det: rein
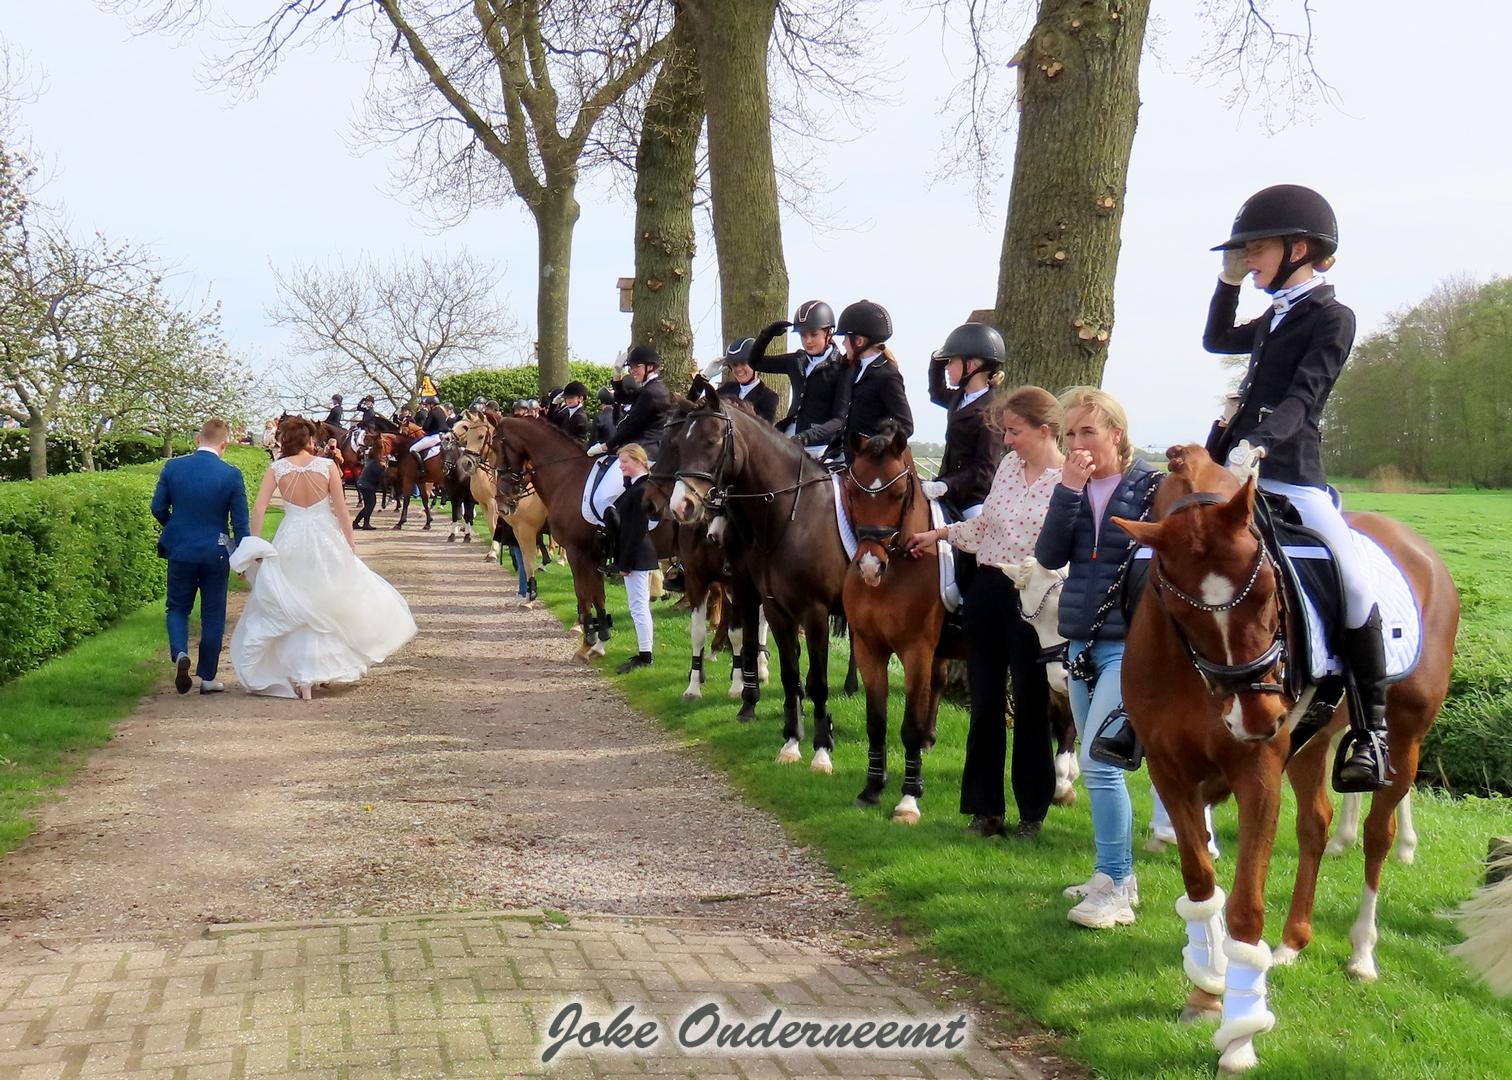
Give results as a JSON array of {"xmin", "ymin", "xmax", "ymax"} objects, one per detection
[{"xmin": 657, "ymin": 408, "xmax": 829, "ymax": 523}]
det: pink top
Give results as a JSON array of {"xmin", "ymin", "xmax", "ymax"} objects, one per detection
[
  {"xmin": 946, "ymin": 451, "xmax": 1062, "ymax": 565},
  {"xmin": 1086, "ymin": 474, "xmax": 1121, "ymax": 543}
]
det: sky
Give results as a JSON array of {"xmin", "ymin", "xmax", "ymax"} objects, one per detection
[{"xmin": 7, "ymin": 1, "xmax": 1511, "ymax": 446}]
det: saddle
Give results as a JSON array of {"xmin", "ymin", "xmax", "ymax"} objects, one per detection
[
  {"xmin": 581, "ymin": 455, "xmax": 626, "ymax": 528},
  {"xmin": 1253, "ymin": 491, "xmax": 1422, "ymax": 757}
]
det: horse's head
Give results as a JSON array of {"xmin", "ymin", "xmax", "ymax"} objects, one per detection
[
  {"xmin": 664, "ymin": 384, "xmax": 732, "ymax": 525},
  {"xmin": 400, "ymin": 421, "xmax": 425, "ymax": 439},
  {"xmin": 843, "ymin": 422, "xmax": 915, "ymax": 587},
  {"xmin": 1114, "ymin": 462, "xmax": 1289, "ymax": 743},
  {"xmin": 455, "ymin": 415, "xmax": 494, "ymax": 458},
  {"xmin": 491, "ymin": 418, "xmax": 534, "ymax": 511}
]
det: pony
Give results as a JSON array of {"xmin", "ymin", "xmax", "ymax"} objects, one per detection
[
  {"xmin": 1001, "ymin": 556, "xmax": 1080, "ymax": 806},
  {"xmin": 1112, "ymin": 444, "xmax": 1457, "ymax": 1074}
]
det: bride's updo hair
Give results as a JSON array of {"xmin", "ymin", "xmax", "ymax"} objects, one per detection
[{"xmin": 276, "ymin": 416, "xmax": 318, "ymax": 459}]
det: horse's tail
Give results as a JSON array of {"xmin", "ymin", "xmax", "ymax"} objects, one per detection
[{"xmin": 830, "ymin": 606, "xmax": 849, "ymax": 640}]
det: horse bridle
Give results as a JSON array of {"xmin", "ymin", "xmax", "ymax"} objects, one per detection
[
  {"xmin": 656, "ymin": 408, "xmax": 828, "ymax": 522},
  {"xmin": 1150, "ymin": 491, "xmax": 1288, "ymax": 699},
  {"xmin": 841, "ymin": 462, "xmax": 915, "ymax": 556}
]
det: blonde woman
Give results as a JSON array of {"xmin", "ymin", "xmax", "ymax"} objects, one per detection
[
  {"xmin": 609, "ymin": 444, "xmax": 657, "ymax": 673},
  {"xmin": 1035, "ymin": 387, "xmax": 1160, "ymax": 929}
]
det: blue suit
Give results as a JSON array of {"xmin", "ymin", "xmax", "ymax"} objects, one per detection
[{"xmin": 151, "ymin": 449, "xmax": 252, "ymax": 681}]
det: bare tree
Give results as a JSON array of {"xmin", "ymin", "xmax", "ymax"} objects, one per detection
[{"xmin": 269, "ymin": 250, "xmax": 520, "ymax": 412}]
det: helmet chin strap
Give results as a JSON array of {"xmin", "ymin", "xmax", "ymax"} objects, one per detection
[{"xmin": 1265, "ymin": 235, "xmax": 1311, "ymax": 294}]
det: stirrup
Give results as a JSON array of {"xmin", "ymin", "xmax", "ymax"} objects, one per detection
[
  {"xmin": 1333, "ymin": 728, "xmax": 1391, "ymax": 793},
  {"xmin": 1088, "ymin": 710, "xmax": 1143, "ymax": 771}
]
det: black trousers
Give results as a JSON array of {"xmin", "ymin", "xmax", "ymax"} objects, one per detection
[
  {"xmin": 959, "ymin": 565, "xmax": 1056, "ymax": 824},
  {"xmin": 354, "ymin": 488, "xmax": 378, "ymax": 528}
]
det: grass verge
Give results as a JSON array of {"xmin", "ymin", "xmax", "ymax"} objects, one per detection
[
  {"xmin": 0, "ymin": 507, "xmax": 282, "ymax": 859},
  {"xmin": 533, "ymin": 560, "xmax": 1512, "ymax": 1080}
]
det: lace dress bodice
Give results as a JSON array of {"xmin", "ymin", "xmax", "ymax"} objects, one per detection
[{"xmin": 273, "ymin": 456, "xmax": 335, "ymax": 511}]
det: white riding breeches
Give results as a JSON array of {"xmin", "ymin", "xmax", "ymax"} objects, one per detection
[
  {"xmin": 410, "ymin": 433, "xmax": 443, "ymax": 460},
  {"xmin": 624, "ymin": 570, "xmax": 655, "ymax": 653},
  {"xmin": 1259, "ymin": 477, "xmax": 1373, "ymax": 628}
]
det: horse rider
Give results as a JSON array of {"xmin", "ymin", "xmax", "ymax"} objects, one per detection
[
  {"xmin": 597, "ymin": 345, "xmax": 670, "ymax": 461},
  {"xmin": 752, "ymin": 300, "xmax": 852, "ymax": 461},
  {"xmin": 925, "ymin": 323, "xmax": 1006, "ymax": 519},
  {"xmin": 708, "ymin": 339, "xmax": 780, "ymax": 424},
  {"xmin": 324, "ymin": 394, "xmax": 344, "ymax": 428},
  {"xmin": 592, "ymin": 385, "xmax": 618, "ymax": 447},
  {"xmin": 550, "ymin": 381, "xmax": 592, "ymax": 445},
  {"xmin": 408, "ymin": 394, "xmax": 447, "ymax": 468},
  {"xmin": 349, "ymin": 394, "xmax": 378, "ymax": 454},
  {"xmin": 1204, "ymin": 184, "xmax": 1386, "ymax": 793},
  {"xmin": 838, "ymin": 299, "xmax": 914, "ymax": 459}
]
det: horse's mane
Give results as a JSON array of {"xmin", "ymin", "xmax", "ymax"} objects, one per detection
[
  {"xmin": 854, "ymin": 419, "xmax": 913, "ymax": 464},
  {"xmin": 1155, "ymin": 443, "xmax": 1238, "ymax": 519},
  {"xmin": 500, "ymin": 415, "xmax": 584, "ymax": 456}
]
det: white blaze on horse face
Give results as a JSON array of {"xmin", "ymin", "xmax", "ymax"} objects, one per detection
[
  {"xmin": 858, "ymin": 551, "xmax": 884, "ymax": 586},
  {"xmin": 1201, "ymin": 573, "xmax": 1237, "ymax": 663},
  {"xmin": 669, "ymin": 479, "xmax": 692, "ymax": 522}
]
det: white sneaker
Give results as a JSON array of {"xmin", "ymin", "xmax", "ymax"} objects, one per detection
[
  {"xmin": 1064, "ymin": 872, "xmax": 1140, "ymax": 908},
  {"xmin": 1067, "ymin": 873, "xmax": 1137, "ymax": 929}
]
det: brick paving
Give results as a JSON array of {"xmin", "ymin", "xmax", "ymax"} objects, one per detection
[{"xmin": 0, "ymin": 911, "xmax": 1032, "ymax": 1079}]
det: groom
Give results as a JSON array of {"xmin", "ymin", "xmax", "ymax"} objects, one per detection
[{"xmin": 150, "ymin": 419, "xmax": 251, "ymax": 695}]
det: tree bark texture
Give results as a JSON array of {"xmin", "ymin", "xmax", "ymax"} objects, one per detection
[
  {"xmin": 533, "ymin": 185, "xmax": 581, "ymax": 393},
  {"xmin": 27, "ymin": 408, "xmax": 46, "ymax": 480},
  {"xmin": 994, "ymin": 0, "xmax": 1150, "ymax": 392},
  {"xmin": 631, "ymin": 12, "xmax": 703, "ymax": 391},
  {"xmin": 685, "ymin": 0, "xmax": 790, "ymax": 397}
]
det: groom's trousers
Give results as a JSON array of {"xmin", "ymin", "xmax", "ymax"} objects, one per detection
[{"xmin": 166, "ymin": 559, "xmax": 230, "ymax": 681}]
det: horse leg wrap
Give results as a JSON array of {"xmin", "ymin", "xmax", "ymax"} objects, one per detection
[
  {"xmin": 867, "ymin": 749, "xmax": 887, "ymax": 786},
  {"xmin": 583, "ymin": 617, "xmax": 598, "ymax": 647},
  {"xmin": 902, "ymin": 753, "xmax": 924, "ymax": 800},
  {"xmin": 1213, "ymin": 939, "xmax": 1276, "ymax": 1071},
  {"xmin": 690, "ymin": 655, "xmax": 703, "ymax": 674},
  {"xmin": 1175, "ymin": 888, "xmax": 1229, "ymax": 996}
]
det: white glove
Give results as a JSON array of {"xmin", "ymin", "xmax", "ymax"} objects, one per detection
[
  {"xmin": 1226, "ymin": 438, "xmax": 1265, "ymax": 481},
  {"xmin": 586, "ymin": 443, "xmax": 607, "ymax": 457},
  {"xmin": 700, "ymin": 357, "xmax": 724, "ymax": 381},
  {"xmin": 921, "ymin": 480, "xmax": 948, "ymax": 500},
  {"xmin": 612, "ymin": 349, "xmax": 628, "ymax": 377},
  {"xmin": 1219, "ymin": 248, "xmax": 1249, "ymax": 286}
]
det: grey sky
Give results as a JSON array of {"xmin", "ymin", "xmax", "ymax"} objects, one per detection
[{"xmin": 8, "ymin": 1, "xmax": 1510, "ymax": 445}]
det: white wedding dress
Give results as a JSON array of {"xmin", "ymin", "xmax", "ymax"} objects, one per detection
[{"xmin": 231, "ymin": 456, "xmax": 417, "ymax": 698}]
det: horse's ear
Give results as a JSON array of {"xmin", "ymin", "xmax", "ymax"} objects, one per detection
[
  {"xmin": 889, "ymin": 423, "xmax": 909, "ymax": 456},
  {"xmin": 1215, "ymin": 475, "xmax": 1257, "ymax": 530},
  {"xmin": 1113, "ymin": 516, "xmax": 1164, "ymax": 549}
]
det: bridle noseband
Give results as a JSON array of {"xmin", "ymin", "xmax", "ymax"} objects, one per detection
[
  {"xmin": 1151, "ymin": 491, "xmax": 1287, "ymax": 699},
  {"xmin": 842, "ymin": 462, "xmax": 914, "ymax": 556}
]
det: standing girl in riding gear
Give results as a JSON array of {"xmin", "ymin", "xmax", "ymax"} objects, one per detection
[
  {"xmin": 1204, "ymin": 184, "xmax": 1386, "ymax": 792},
  {"xmin": 1036, "ymin": 388, "xmax": 1161, "ymax": 929},
  {"xmin": 610, "ymin": 444, "xmax": 658, "ymax": 673},
  {"xmin": 837, "ymin": 300, "xmax": 913, "ymax": 459},
  {"xmin": 908, "ymin": 385, "xmax": 1064, "ymax": 841}
]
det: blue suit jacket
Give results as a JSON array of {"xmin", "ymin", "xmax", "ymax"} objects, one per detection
[{"xmin": 151, "ymin": 450, "xmax": 252, "ymax": 565}]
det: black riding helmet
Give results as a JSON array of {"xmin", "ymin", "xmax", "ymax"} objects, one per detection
[
  {"xmin": 837, "ymin": 299, "xmax": 893, "ymax": 344},
  {"xmin": 625, "ymin": 344, "xmax": 662, "ymax": 370},
  {"xmin": 792, "ymin": 300, "xmax": 835, "ymax": 332},
  {"xmin": 563, "ymin": 380, "xmax": 588, "ymax": 399},
  {"xmin": 724, "ymin": 337, "xmax": 756, "ymax": 366},
  {"xmin": 936, "ymin": 323, "xmax": 1006, "ymax": 366},
  {"xmin": 597, "ymin": 386, "xmax": 615, "ymax": 405},
  {"xmin": 1213, "ymin": 184, "xmax": 1338, "ymax": 293}
]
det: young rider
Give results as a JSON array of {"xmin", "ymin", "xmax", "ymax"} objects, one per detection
[
  {"xmin": 1204, "ymin": 184, "xmax": 1386, "ymax": 793},
  {"xmin": 925, "ymin": 323, "xmax": 1005, "ymax": 517},
  {"xmin": 751, "ymin": 300, "xmax": 852, "ymax": 461},
  {"xmin": 838, "ymin": 299, "xmax": 913, "ymax": 459},
  {"xmin": 711, "ymin": 338, "xmax": 781, "ymax": 425}
]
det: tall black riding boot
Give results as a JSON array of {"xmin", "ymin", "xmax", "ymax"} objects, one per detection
[{"xmin": 1335, "ymin": 605, "xmax": 1392, "ymax": 793}]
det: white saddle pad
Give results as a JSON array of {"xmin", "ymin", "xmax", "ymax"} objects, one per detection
[
  {"xmin": 1286, "ymin": 529, "xmax": 1422, "ymax": 683},
  {"xmin": 830, "ymin": 475, "xmax": 959, "ymax": 613},
  {"xmin": 582, "ymin": 456, "xmax": 626, "ymax": 528}
]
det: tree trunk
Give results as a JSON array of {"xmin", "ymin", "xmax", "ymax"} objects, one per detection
[
  {"xmin": 994, "ymin": 0, "xmax": 1150, "ymax": 391},
  {"xmin": 631, "ymin": 13, "xmax": 704, "ymax": 391},
  {"xmin": 27, "ymin": 409, "xmax": 46, "ymax": 480},
  {"xmin": 80, "ymin": 444, "xmax": 95, "ymax": 472},
  {"xmin": 685, "ymin": 0, "xmax": 790, "ymax": 396},
  {"xmin": 162, "ymin": 433, "xmax": 174, "ymax": 459},
  {"xmin": 533, "ymin": 183, "xmax": 581, "ymax": 394}
]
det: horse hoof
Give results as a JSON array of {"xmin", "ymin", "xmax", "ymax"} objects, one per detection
[
  {"xmin": 727, "ymin": 681, "xmax": 743, "ymax": 701},
  {"xmin": 590, "ymin": 641, "xmax": 606, "ymax": 658},
  {"xmin": 422, "ymin": 525, "xmax": 432, "ymax": 531},
  {"xmin": 1271, "ymin": 944, "xmax": 1301, "ymax": 967},
  {"xmin": 854, "ymin": 791, "xmax": 882, "ymax": 809},
  {"xmin": 1324, "ymin": 838, "xmax": 1352, "ymax": 857},
  {"xmin": 1394, "ymin": 845, "xmax": 1416, "ymax": 866},
  {"xmin": 892, "ymin": 798, "xmax": 920, "ymax": 825},
  {"xmin": 1053, "ymin": 780, "xmax": 1077, "ymax": 807},
  {"xmin": 810, "ymin": 749, "xmax": 833, "ymax": 774},
  {"xmin": 1217, "ymin": 1037, "xmax": 1260, "ymax": 1075},
  {"xmin": 775, "ymin": 739, "xmax": 801, "ymax": 764},
  {"xmin": 1179, "ymin": 1004, "xmax": 1222, "ymax": 1026},
  {"xmin": 737, "ymin": 704, "xmax": 757, "ymax": 724},
  {"xmin": 1346, "ymin": 959, "xmax": 1379, "ymax": 983},
  {"xmin": 463, "ymin": 534, "xmax": 472, "ymax": 543}
]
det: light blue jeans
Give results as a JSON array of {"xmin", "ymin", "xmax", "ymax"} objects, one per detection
[{"xmin": 1068, "ymin": 639, "xmax": 1134, "ymax": 883}]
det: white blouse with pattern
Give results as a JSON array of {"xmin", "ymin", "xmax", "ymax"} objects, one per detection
[{"xmin": 944, "ymin": 450, "xmax": 1061, "ymax": 566}]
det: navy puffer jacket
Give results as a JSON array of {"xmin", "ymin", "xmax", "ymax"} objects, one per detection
[{"xmin": 1035, "ymin": 460, "xmax": 1161, "ymax": 642}]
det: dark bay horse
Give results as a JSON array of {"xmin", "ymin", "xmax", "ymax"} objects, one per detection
[
  {"xmin": 843, "ymin": 424, "xmax": 960, "ymax": 824},
  {"xmin": 383, "ymin": 425, "xmax": 444, "ymax": 531},
  {"xmin": 1113, "ymin": 445, "xmax": 1457, "ymax": 1075},
  {"xmin": 491, "ymin": 417, "xmax": 673, "ymax": 661},
  {"xmin": 663, "ymin": 386, "xmax": 850, "ymax": 770}
]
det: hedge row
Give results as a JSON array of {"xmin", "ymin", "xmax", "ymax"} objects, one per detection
[
  {"xmin": 0, "ymin": 446, "xmax": 268, "ymax": 685},
  {"xmin": 437, "ymin": 362, "xmax": 616, "ymax": 408},
  {"xmin": 0, "ymin": 431, "xmax": 194, "ymax": 482}
]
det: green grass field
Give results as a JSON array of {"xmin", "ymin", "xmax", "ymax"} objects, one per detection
[
  {"xmin": 532, "ymin": 489, "xmax": 1512, "ymax": 1079},
  {"xmin": 0, "ymin": 507, "xmax": 282, "ymax": 859}
]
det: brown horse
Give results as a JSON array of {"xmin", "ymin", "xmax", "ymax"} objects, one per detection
[
  {"xmin": 383, "ymin": 425, "xmax": 444, "ymax": 530},
  {"xmin": 663, "ymin": 384, "xmax": 850, "ymax": 768},
  {"xmin": 492, "ymin": 417, "xmax": 672, "ymax": 660},
  {"xmin": 842, "ymin": 423, "xmax": 960, "ymax": 824},
  {"xmin": 1113, "ymin": 445, "xmax": 1458, "ymax": 1074}
]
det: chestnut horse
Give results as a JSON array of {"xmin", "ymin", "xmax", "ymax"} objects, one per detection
[
  {"xmin": 663, "ymin": 386, "xmax": 849, "ymax": 767},
  {"xmin": 383, "ymin": 425, "xmax": 444, "ymax": 530},
  {"xmin": 1113, "ymin": 445, "xmax": 1457, "ymax": 1075},
  {"xmin": 491, "ymin": 417, "xmax": 673, "ymax": 660},
  {"xmin": 839, "ymin": 424, "xmax": 958, "ymax": 824}
]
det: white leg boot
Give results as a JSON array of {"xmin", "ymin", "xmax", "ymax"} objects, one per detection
[
  {"xmin": 1175, "ymin": 887, "xmax": 1229, "ymax": 999},
  {"xmin": 1213, "ymin": 939, "xmax": 1277, "ymax": 1074}
]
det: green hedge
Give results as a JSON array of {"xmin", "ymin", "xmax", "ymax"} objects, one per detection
[
  {"xmin": 0, "ymin": 430, "xmax": 194, "ymax": 481},
  {"xmin": 0, "ymin": 446, "xmax": 267, "ymax": 685},
  {"xmin": 437, "ymin": 362, "xmax": 615, "ymax": 407}
]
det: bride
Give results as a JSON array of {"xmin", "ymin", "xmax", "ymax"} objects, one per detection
[{"xmin": 231, "ymin": 416, "xmax": 416, "ymax": 699}]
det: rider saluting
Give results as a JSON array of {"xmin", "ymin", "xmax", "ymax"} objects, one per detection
[
  {"xmin": 1204, "ymin": 184, "xmax": 1387, "ymax": 792},
  {"xmin": 599, "ymin": 345, "xmax": 670, "ymax": 461},
  {"xmin": 838, "ymin": 299, "xmax": 913, "ymax": 461},
  {"xmin": 749, "ymin": 301, "xmax": 852, "ymax": 460},
  {"xmin": 925, "ymin": 323, "xmax": 1005, "ymax": 517}
]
